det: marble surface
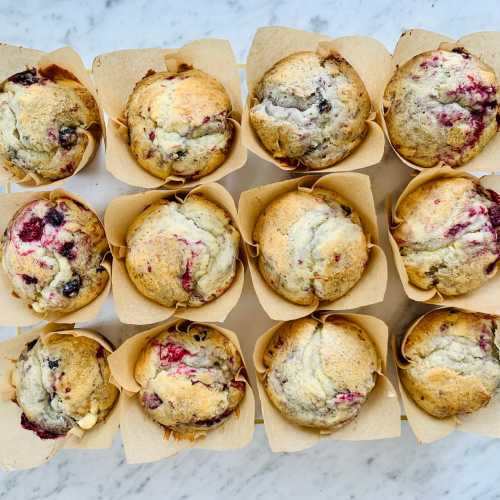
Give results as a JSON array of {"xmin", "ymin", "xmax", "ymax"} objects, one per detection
[{"xmin": 0, "ymin": 0, "xmax": 500, "ymax": 498}]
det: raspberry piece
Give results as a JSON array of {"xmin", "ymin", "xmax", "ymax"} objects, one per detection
[
  {"xmin": 20, "ymin": 413, "xmax": 64, "ymax": 440},
  {"xmin": 158, "ymin": 343, "xmax": 191, "ymax": 364},
  {"xmin": 19, "ymin": 217, "xmax": 44, "ymax": 242}
]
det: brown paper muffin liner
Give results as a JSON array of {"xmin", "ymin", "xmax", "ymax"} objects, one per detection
[
  {"xmin": 394, "ymin": 306, "xmax": 500, "ymax": 443},
  {"xmin": 379, "ymin": 28, "xmax": 500, "ymax": 173},
  {"xmin": 0, "ymin": 189, "xmax": 111, "ymax": 326},
  {"xmin": 238, "ymin": 172, "xmax": 387, "ymax": 321},
  {"xmin": 108, "ymin": 318, "xmax": 255, "ymax": 463},
  {"xmin": 388, "ymin": 165, "xmax": 500, "ymax": 314},
  {"xmin": 0, "ymin": 323, "xmax": 121, "ymax": 470},
  {"xmin": 0, "ymin": 44, "xmax": 103, "ymax": 188},
  {"xmin": 253, "ymin": 312, "xmax": 400, "ymax": 452},
  {"xmin": 104, "ymin": 182, "xmax": 245, "ymax": 325},
  {"xmin": 92, "ymin": 39, "xmax": 247, "ymax": 189},
  {"xmin": 242, "ymin": 26, "xmax": 390, "ymax": 173}
]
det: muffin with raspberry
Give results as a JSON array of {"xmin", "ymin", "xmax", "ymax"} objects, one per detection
[
  {"xmin": 384, "ymin": 48, "xmax": 499, "ymax": 167},
  {"xmin": 0, "ymin": 67, "xmax": 101, "ymax": 182},
  {"xmin": 135, "ymin": 323, "xmax": 246, "ymax": 436},
  {"xmin": 392, "ymin": 176, "xmax": 500, "ymax": 296},
  {"xmin": 125, "ymin": 194, "xmax": 240, "ymax": 308},
  {"xmin": 125, "ymin": 69, "xmax": 233, "ymax": 180},
  {"xmin": 262, "ymin": 316, "xmax": 379, "ymax": 430},
  {"xmin": 253, "ymin": 188, "xmax": 369, "ymax": 305},
  {"xmin": 13, "ymin": 332, "xmax": 118, "ymax": 439},
  {"xmin": 1, "ymin": 196, "xmax": 109, "ymax": 316},
  {"xmin": 399, "ymin": 308, "xmax": 500, "ymax": 418}
]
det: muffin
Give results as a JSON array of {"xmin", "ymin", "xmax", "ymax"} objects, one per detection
[
  {"xmin": 125, "ymin": 69, "xmax": 233, "ymax": 180},
  {"xmin": 392, "ymin": 177, "xmax": 500, "ymax": 296},
  {"xmin": 1, "ymin": 196, "xmax": 109, "ymax": 316},
  {"xmin": 262, "ymin": 317, "xmax": 378, "ymax": 430},
  {"xmin": 0, "ymin": 67, "xmax": 101, "ymax": 182},
  {"xmin": 135, "ymin": 324, "xmax": 246, "ymax": 436},
  {"xmin": 399, "ymin": 308, "xmax": 500, "ymax": 418},
  {"xmin": 384, "ymin": 48, "xmax": 499, "ymax": 167},
  {"xmin": 253, "ymin": 188, "xmax": 369, "ymax": 305},
  {"xmin": 125, "ymin": 194, "xmax": 240, "ymax": 308},
  {"xmin": 249, "ymin": 51, "xmax": 371, "ymax": 169},
  {"xmin": 13, "ymin": 333, "xmax": 118, "ymax": 439}
]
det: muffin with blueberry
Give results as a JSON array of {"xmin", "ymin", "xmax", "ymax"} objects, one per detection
[
  {"xmin": 125, "ymin": 69, "xmax": 234, "ymax": 180},
  {"xmin": 1, "ymin": 196, "xmax": 109, "ymax": 316},
  {"xmin": 262, "ymin": 316, "xmax": 378, "ymax": 430},
  {"xmin": 13, "ymin": 332, "xmax": 118, "ymax": 439},
  {"xmin": 250, "ymin": 51, "xmax": 371, "ymax": 169},
  {"xmin": 392, "ymin": 176, "xmax": 500, "ymax": 296},
  {"xmin": 0, "ymin": 67, "xmax": 101, "ymax": 182},
  {"xmin": 384, "ymin": 48, "xmax": 499, "ymax": 167},
  {"xmin": 135, "ymin": 323, "xmax": 246, "ymax": 437},
  {"xmin": 399, "ymin": 308, "xmax": 500, "ymax": 418}
]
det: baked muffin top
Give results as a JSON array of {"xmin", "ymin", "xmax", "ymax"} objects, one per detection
[
  {"xmin": 135, "ymin": 324, "xmax": 246, "ymax": 436},
  {"xmin": 0, "ymin": 68, "xmax": 100, "ymax": 182},
  {"xmin": 384, "ymin": 49, "xmax": 499, "ymax": 167},
  {"xmin": 393, "ymin": 177, "xmax": 500, "ymax": 296},
  {"xmin": 13, "ymin": 333, "xmax": 118, "ymax": 439},
  {"xmin": 262, "ymin": 316, "xmax": 378, "ymax": 430},
  {"xmin": 125, "ymin": 69, "xmax": 233, "ymax": 180},
  {"xmin": 1, "ymin": 197, "xmax": 109, "ymax": 316},
  {"xmin": 253, "ymin": 188, "xmax": 368, "ymax": 305},
  {"xmin": 250, "ymin": 51, "xmax": 371, "ymax": 169},
  {"xmin": 125, "ymin": 194, "xmax": 240, "ymax": 308},
  {"xmin": 400, "ymin": 308, "xmax": 500, "ymax": 418}
]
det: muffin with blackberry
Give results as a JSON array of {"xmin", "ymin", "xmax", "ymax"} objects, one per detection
[
  {"xmin": 0, "ymin": 67, "xmax": 101, "ymax": 182},
  {"xmin": 1, "ymin": 196, "xmax": 109, "ymax": 316}
]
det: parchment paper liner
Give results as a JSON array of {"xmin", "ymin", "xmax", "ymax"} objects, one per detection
[
  {"xmin": 104, "ymin": 183, "xmax": 244, "ymax": 325},
  {"xmin": 108, "ymin": 318, "xmax": 255, "ymax": 463},
  {"xmin": 242, "ymin": 26, "xmax": 391, "ymax": 174},
  {"xmin": 0, "ymin": 323, "xmax": 121, "ymax": 470},
  {"xmin": 394, "ymin": 306, "xmax": 500, "ymax": 443},
  {"xmin": 388, "ymin": 165, "xmax": 500, "ymax": 314},
  {"xmin": 253, "ymin": 312, "xmax": 400, "ymax": 452},
  {"xmin": 0, "ymin": 43, "xmax": 103, "ymax": 188},
  {"xmin": 238, "ymin": 172, "xmax": 387, "ymax": 321},
  {"xmin": 0, "ymin": 189, "xmax": 111, "ymax": 326},
  {"xmin": 92, "ymin": 38, "xmax": 246, "ymax": 189},
  {"xmin": 379, "ymin": 28, "xmax": 500, "ymax": 173}
]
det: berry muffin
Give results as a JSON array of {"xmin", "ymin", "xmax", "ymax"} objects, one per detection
[
  {"xmin": 125, "ymin": 69, "xmax": 233, "ymax": 180},
  {"xmin": 262, "ymin": 316, "xmax": 378, "ymax": 430},
  {"xmin": 135, "ymin": 324, "xmax": 246, "ymax": 436},
  {"xmin": 399, "ymin": 308, "xmax": 500, "ymax": 418},
  {"xmin": 253, "ymin": 188, "xmax": 369, "ymax": 305},
  {"xmin": 0, "ymin": 67, "xmax": 101, "ymax": 182},
  {"xmin": 249, "ymin": 51, "xmax": 371, "ymax": 169},
  {"xmin": 125, "ymin": 194, "xmax": 240, "ymax": 308},
  {"xmin": 392, "ymin": 177, "xmax": 500, "ymax": 296},
  {"xmin": 1, "ymin": 196, "xmax": 109, "ymax": 316},
  {"xmin": 384, "ymin": 48, "xmax": 499, "ymax": 167},
  {"xmin": 13, "ymin": 333, "xmax": 118, "ymax": 439}
]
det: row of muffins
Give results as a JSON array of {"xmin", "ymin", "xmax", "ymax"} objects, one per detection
[{"xmin": 2, "ymin": 28, "xmax": 500, "ymax": 190}]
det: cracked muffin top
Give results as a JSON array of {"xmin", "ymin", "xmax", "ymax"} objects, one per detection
[
  {"xmin": 135, "ymin": 324, "xmax": 246, "ymax": 436},
  {"xmin": 253, "ymin": 188, "xmax": 369, "ymax": 305},
  {"xmin": 1, "ymin": 197, "xmax": 109, "ymax": 317},
  {"xmin": 249, "ymin": 51, "xmax": 371, "ymax": 170},
  {"xmin": 125, "ymin": 194, "xmax": 240, "ymax": 308},
  {"xmin": 262, "ymin": 316, "xmax": 378, "ymax": 430},
  {"xmin": 384, "ymin": 49, "xmax": 499, "ymax": 167},
  {"xmin": 125, "ymin": 69, "xmax": 234, "ymax": 180},
  {"xmin": 392, "ymin": 177, "xmax": 500, "ymax": 296},
  {"xmin": 399, "ymin": 308, "xmax": 500, "ymax": 418},
  {"xmin": 0, "ymin": 68, "xmax": 101, "ymax": 182},
  {"xmin": 13, "ymin": 333, "xmax": 118, "ymax": 439}
]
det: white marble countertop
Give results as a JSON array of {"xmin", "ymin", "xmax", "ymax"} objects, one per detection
[{"xmin": 1, "ymin": 0, "xmax": 500, "ymax": 498}]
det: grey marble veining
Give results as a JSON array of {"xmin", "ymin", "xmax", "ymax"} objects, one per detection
[{"xmin": 1, "ymin": 0, "xmax": 500, "ymax": 499}]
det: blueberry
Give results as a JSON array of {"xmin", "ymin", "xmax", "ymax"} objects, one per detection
[
  {"xmin": 58, "ymin": 126, "xmax": 78, "ymax": 150},
  {"xmin": 318, "ymin": 98, "xmax": 332, "ymax": 113},
  {"xmin": 340, "ymin": 204, "xmax": 352, "ymax": 216},
  {"xmin": 58, "ymin": 241, "xmax": 75, "ymax": 259},
  {"xmin": 26, "ymin": 339, "xmax": 37, "ymax": 351},
  {"xmin": 22, "ymin": 274, "xmax": 38, "ymax": 285},
  {"xmin": 47, "ymin": 359, "xmax": 59, "ymax": 369},
  {"xmin": 8, "ymin": 68, "xmax": 39, "ymax": 86},
  {"xmin": 44, "ymin": 208, "xmax": 64, "ymax": 227},
  {"xmin": 62, "ymin": 275, "xmax": 82, "ymax": 298}
]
